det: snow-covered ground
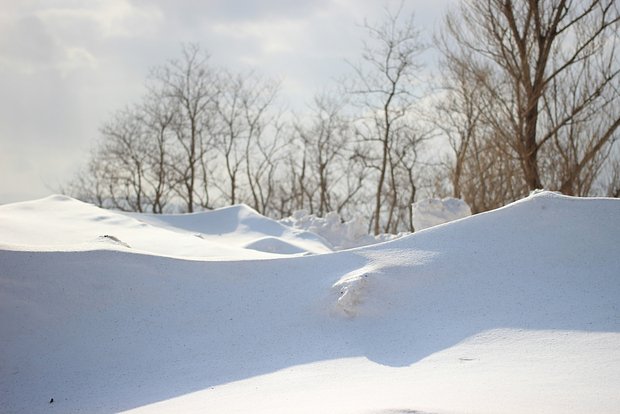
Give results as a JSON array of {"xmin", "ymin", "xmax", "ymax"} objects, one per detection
[{"xmin": 1, "ymin": 191, "xmax": 619, "ymax": 413}]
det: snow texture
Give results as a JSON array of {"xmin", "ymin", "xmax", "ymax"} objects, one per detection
[{"xmin": 1, "ymin": 191, "xmax": 619, "ymax": 414}]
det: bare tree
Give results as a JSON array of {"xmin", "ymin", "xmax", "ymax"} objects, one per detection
[
  {"xmin": 389, "ymin": 127, "xmax": 427, "ymax": 231},
  {"xmin": 139, "ymin": 94, "xmax": 175, "ymax": 213},
  {"xmin": 212, "ymin": 71, "xmax": 281, "ymax": 208},
  {"xmin": 241, "ymin": 76, "xmax": 282, "ymax": 214},
  {"xmin": 541, "ymin": 50, "xmax": 620, "ymax": 195},
  {"xmin": 349, "ymin": 3, "xmax": 426, "ymax": 234},
  {"xmin": 150, "ymin": 44, "xmax": 219, "ymax": 212},
  {"xmin": 432, "ymin": 60, "xmax": 487, "ymax": 200},
  {"xmin": 63, "ymin": 148, "xmax": 109, "ymax": 208},
  {"xmin": 280, "ymin": 141, "xmax": 311, "ymax": 215},
  {"xmin": 68, "ymin": 44, "xmax": 291, "ymax": 215},
  {"xmin": 431, "ymin": 53, "xmax": 529, "ymax": 212},
  {"xmin": 604, "ymin": 155, "xmax": 620, "ymax": 197},
  {"xmin": 96, "ymin": 107, "xmax": 152, "ymax": 212},
  {"xmin": 440, "ymin": 0, "xmax": 620, "ymax": 197},
  {"xmin": 213, "ymin": 70, "xmax": 248, "ymax": 205},
  {"xmin": 293, "ymin": 93, "xmax": 359, "ymax": 216},
  {"xmin": 247, "ymin": 118, "xmax": 287, "ymax": 215}
]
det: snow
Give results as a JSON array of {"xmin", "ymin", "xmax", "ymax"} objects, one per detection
[
  {"xmin": 412, "ymin": 196, "xmax": 472, "ymax": 231},
  {"xmin": 280, "ymin": 210, "xmax": 396, "ymax": 250},
  {"xmin": 1, "ymin": 191, "xmax": 619, "ymax": 413},
  {"xmin": 0, "ymin": 196, "xmax": 332, "ymax": 259}
]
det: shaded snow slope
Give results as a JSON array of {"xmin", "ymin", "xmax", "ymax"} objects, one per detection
[
  {"xmin": 0, "ymin": 196, "xmax": 331, "ymax": 258},
  {"xmin": 1, "ymin": 192, "xmax": 619, "ymax": 413}
]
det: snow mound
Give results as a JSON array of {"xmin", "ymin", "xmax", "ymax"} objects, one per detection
[
  {"xmin": 1, "ymin": 191, "xmax": 619, "ymax": 413},
  {"xmin": 0, "ymin": 196, "xmax": 332, "ymax": 258},
  {"xmin": 411, "ymin": 197, "xmax": 471, "ymax": 231},
  {"xmin": 141, "ymin": 204, "xmax": 287, "ymax": 236},
  {"xmin": 133, "ymin": 204, "xmax": 333, "ymax": 255}
]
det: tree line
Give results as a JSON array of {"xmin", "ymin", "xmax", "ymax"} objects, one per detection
[{"xmin": 66, "ymin": 0, "xmax": 620, "ymax": 233}]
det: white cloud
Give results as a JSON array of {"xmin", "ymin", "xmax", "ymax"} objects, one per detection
[
  {"xmin": 35, "ymin": 0, "xmax": 164, "ymax": 39},
  {"xmin": 211, "ymin": 19, "xmax": 309, "ymax": 56},
  {"xmin": 0, "ymin": 20, "xmax": 96, "ymax": 76},
  {"xmin": 0, "ymin": 0, "xmax": 163, "ymax": 77}
]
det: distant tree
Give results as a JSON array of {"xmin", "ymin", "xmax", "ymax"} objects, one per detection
[
  {"xmin": 349, "ymin": 3, "xmax": 427, "ymax": 234},
  {"xmin": 64, "ymin": 149, "xmax": 108, "ymax": 208},
  {"xmin": 292, "ymin": 93, "xmax": 365, "ymax": 217},
  {"xmin": 213, "ymin": 70, "xmax": 246, "ymax": 206},
  {"xmin": 239, "ymin": 75, "xmax": 282, "ymax": 215},
  {"xmin": 97, "ymin": 107, "xmax": 150, "ymax": 212},
  {"xmin": 149, "ymin": 43, "xmax": 220, "ymax": 212},
  {"xmin": 139, "ymin": 94, "xmax": 176, "ymax": 213},
  {"xmin": 67, "ymin": 44, "xmax": 286, "ymax": 214},
  {"xmin": 66, "ymin": 100, "xmax": 175, "ymax": 213}
]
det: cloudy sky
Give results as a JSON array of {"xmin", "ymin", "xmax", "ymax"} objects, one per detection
[{"xmin": 0, "ymin": 0, "xmax": 450, "ymax": 203}]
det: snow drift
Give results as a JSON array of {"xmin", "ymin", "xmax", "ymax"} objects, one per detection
[
  {"xmin": 1, "ymin": 191, "xmax": 619, "ymax": 414},
  {"xmin": 0, "ymin": 196, "xmax": 332, "ymax": 258}
]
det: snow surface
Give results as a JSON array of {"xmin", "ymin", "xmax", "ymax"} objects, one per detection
[
  {"xmin": 1, "ymin": 191, "xmax": 619, "ymax": 413},
  {"xmin": 412, "ymin": 196, "xmax": 472, "ymax": 231}
]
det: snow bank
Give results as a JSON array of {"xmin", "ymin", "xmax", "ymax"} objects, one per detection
[
  {"xmin": 411, "ymin": 196, "xmax": 471, "ymax": 231},
  {"xmin": 134, "ymin": 204, "xmax": 334, "ymax": 256},
  {"xmin": 1, "ymin": 191, "xmax": 619, "ymax": 414},
  {"xmin": 280, "ymin": 210, "xmax": 395, "ymax": 250},
  {"xmin": 0, "ymin": 196, "xmax": 332, "ymax": 259}
]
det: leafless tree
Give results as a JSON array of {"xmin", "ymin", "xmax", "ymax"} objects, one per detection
[
  {"xmin": 150, "ymin": 44, "xmax": 219, "ymax": 212},
  {"xmin": 440, "ymin": 0, "xmax": 620, "ymax": 197},
  {"xmin": 431, "ymin": 53, "xmax": 528, "ymax": 212},
  {"xmin": 240, "ymin": 76, "xmax": 282, "ymax": 214},
  {"xmin": 388, "ymin": 127, "xmax": 427, "ymax": 231},
  {"xmin": 97, "ymin": 107, "xmax": 152, "ymax": 212},
  {"xmin": 432, "ymin": 60, "xmax": 487, "ymax": 200},
  {"xmin": 349, "ymin": 3, "xmax": 427, "ymax": 234},
  {"xmin": 63, "ymin": 148, "xmax": 108, "ymax": 208},
  {"xmin": 68, "ymin": 44, "xmax": 290, "ymax": 215},
  {"xmin": 540, "ymin": 49, "xmax": 620, "ymax": 195},
  {"xmin": 292, "ymin": 93, "xmax": 361, "ymax": 216},
  {"xmin": 280, "ymin": 142, "xmax": 310, "ymax": 215},
  {"xmin": 139, "ymin": 94, "xmax": 175, "ymax": 213},
  {"xmin": 213, "ymin": 70, "xmax": 249, "ymax": 205},
  {"xmin": 604, "ymin": 156, "xmax": 620, "ymax": 197}
]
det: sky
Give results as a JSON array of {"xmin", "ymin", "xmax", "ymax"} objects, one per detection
[{"xmin": 0, "ymin": 0, "xmax": 451, "ymax": 204}]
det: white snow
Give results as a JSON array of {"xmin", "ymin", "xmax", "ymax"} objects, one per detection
[
  {"xmin": 1, "ymin": 191, "xmax": 619, "ymax": 414},
  {"xmin": 412, "ymin": 196, "xmax": 472, "ymax": 231},
  {"xmin": 280, "ymin": 210, "xmax": 396, "ymax": 250},
  {"xmin": 0, "ymin": 196, "xmax": 332, "ymax": 259}
]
